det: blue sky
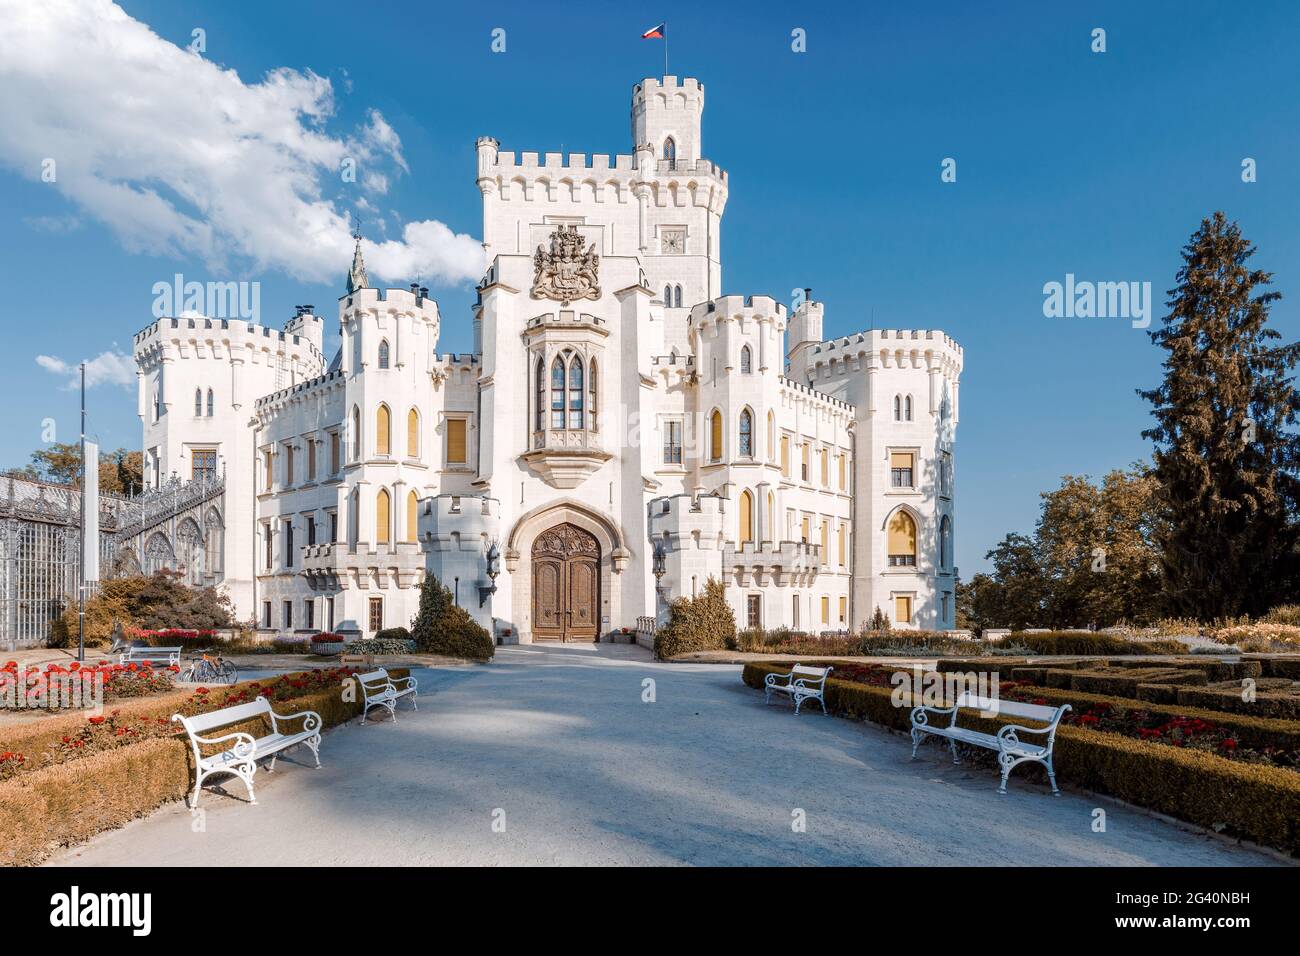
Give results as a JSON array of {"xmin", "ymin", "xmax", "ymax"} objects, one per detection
[{"xmin": 1, "ymin": 0, "xmax": 1297, "ymax": 576}]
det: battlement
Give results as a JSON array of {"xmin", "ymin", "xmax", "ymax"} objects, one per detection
[
  {"xmin": 648, "ymin": 492, "xmax": 728, "ymax": 549},
  {"xmin": 779, "ymin": 377, "xmax": 857, "ymax": 415},
  {"xmin": 490, "ymin": 150, "xmax": 638, "ymax": 174},
  {"xmin": 253, "ymin": 367, "xmax": 346, "ymax": 412},
  {"xmin": 132, "ymin": 316, "xmax": 327, "ymax": 366},
  {"xmin": 723, "ymin": 540, "xmax": 821, "ymax": 568},
  {"xmin": 688, "ymin": 294, "xmax": 787, "ymax": 328},
  {"xmin": 633, "ymin": 76, "xmax": 705, "ymax": 108},
  {"xmin": 341, "ymin": 286, "xmax": 441, "ymax": 321},
  {"xmin": 805, "ymin": 329, "xmax": 964, "ymax": 377},
  {"xmin": 418, "ymin": 494, "xmax": 501, "ymax": 551},
  {"xmin": 525, "ymin": 310, "xmax": 608, "ymax": 335}
]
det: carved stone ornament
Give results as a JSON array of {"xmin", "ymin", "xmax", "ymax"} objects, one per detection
[
  {"xmin": 531, "ymin": 225, "xmax": 600, "ymax": 303},
  {"xmin": 533, "ymin": 523, "xmax": 600, "ymax": 558}
]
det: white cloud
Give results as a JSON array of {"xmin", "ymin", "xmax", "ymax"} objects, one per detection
[
  {"xmin": 0, "ymin": 0, "xmax": 483, "ymax": 287},
  {"xmin": 24, "ymin": 214, "xmax": 82, "ymax": 233},
  {"xmin": 36, "ymin": 350, "xmax": 136, "ymax": 390}
]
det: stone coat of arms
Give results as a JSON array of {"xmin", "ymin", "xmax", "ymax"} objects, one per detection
[{"xmin": 531, "ymin": 224, "xmax": 600, "ymax": 303}]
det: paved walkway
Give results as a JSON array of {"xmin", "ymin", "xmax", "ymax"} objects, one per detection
[{"xmin": 50, "ymin": 644, "xmax": 1286, "ymax": 866}]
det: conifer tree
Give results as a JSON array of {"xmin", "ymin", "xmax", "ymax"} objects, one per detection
[{"xmin": 1138, "ymin": 212, "xmax": 1300, "ymax": 617}]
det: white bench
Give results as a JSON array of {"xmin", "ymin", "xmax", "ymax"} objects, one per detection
[
  {"xmin": 120, "ymin": 646, "xmax": 182, "ymax": 668},
  {"xmin": 764, "ymin": 664, "xmax": 833, "ymax": 715},
  {"xmin": 172, "ymin": 697, "xmax": 322, "ymax": 807},
  {"xmin": 356, "ymin": 668, "xmax": 418, "ymax": 723},
  {"xmin": 910, "ymin": 693, "xmax": 1071, "ymax": 795}
]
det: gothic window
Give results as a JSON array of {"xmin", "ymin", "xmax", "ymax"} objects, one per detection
[
  {"xmin": 550, "ymin": 358, "xmax": 565, "ymax": 429},
  {"xmin": 904, "ymin": 395, "xmax": 913, "ymax": 421},
  {"xmin": 766, "ymin": 492, "xmax": 775, "ymax": 542},
  {"xmin": 153, "ymin": 385, "xmax": 161, "ymax": 423},
  {"xmin": 567, "ymin": 355, "xmax": 584, "ymax": 430},
  {"xmin": 204, "ymin": 509, "xmax": 223, "ymax": 575},
  {"xmin": 663, "ymin": 136, "xmax": 676, "ymax": 167},
  {"xmin": 893, "ymin": 395, "xmax": 902, "ymax": 421},
  {"xmin": 589, "ymin": 359, "xmax": 598, "ymax": 431},
  {"xmin": 177, "ymin": 518, "xmax": 202, "ymax": 585},
  {"xmin": 664, "ymin": 284, "xmax": 672, "ymax": 305},
  {"xmin": 887, "ymin": 510, "xmax": 917, "ymax": 567},
  {"xmin": 535, "ymin": 357, "xmax": 546, "ymax": 431},
  {"xmin": 376, "ymin": 488, "xmax": 391, "ymax": 545},
  {"xmin": 206, "ymin": 389, "xmax": 214, "ymax": 416},
  {"xmin": 739, "ymin": 489, "xmax": 754, "ymax": 544},
  {"xmin": 767, "ymin": 412, "xmax": 775, "ymax": 459},
  {"xmin": 406, "ymin": 489, "xmax": 420, "ymax": 544},
  {"xmin": 375, "ymin": 404, "xmax": 391, "ymax": 456},
  {"xmin": 378, "ymin": 339, "xmax": 391, "ymax": 369},
  {"xmin": 739, "ymin": 409, "xmax": 753, "ymax": 458},
  {"xmin": 407, "ymin": 408, "xmax": 420, "ymax": 458},
  {"xmin": 194, "ymin": 389, "xmax": 202, "ymax": 417},
  {"xmin": 144, "ymin": 532, "xmax": 174, "ymax": 576},
  {"xmin": 352, "ymin": 406, "xmax": 362, "ymax": 461},
  {"xmin": 710, "ymin": 410, "xmax": 723, "ymax": 462},
  {"xmin": 940, "ymin": 515, "xmax": 952, "ymax": 569},
  {"xmin": 740, "ymin": 345, "xmax": 752, "ymax": 374},
  {"xmin": 673, "ymin": 285, "xmax": 683, "ymax": 308}
]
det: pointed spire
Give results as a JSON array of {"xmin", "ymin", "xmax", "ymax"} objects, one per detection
[{"xmin": 346, "ymin": 217, "xmax": 368, "ymax": 293}]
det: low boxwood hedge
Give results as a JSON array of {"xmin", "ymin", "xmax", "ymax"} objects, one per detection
[
  {"xmin": 0, "ymin": 667, "xmax": 408, "ymax": 866},
  {"xmin": 742, "ymin": 661, "xmax": 1300, "ymax": 855},
  {"xmin": 994, "ymin": 632, "xmax": 1189, "ymax": 656},
  {"xmin": 1176, "ymin": 686, "xmax": 1300, "ymax": 721}
]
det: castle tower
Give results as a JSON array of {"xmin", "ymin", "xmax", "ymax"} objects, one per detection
[{"xmin": 632, "ymin": 75, "xmax": 705, "ymax": 164}]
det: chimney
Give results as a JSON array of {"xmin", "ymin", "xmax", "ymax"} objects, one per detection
[{"xmin": 804, "ymin": 288, "xmax": 813, "ymax": 304}]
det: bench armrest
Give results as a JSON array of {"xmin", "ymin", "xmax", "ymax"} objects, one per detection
[
  {"xmin": 792, "ymin": 677, "xmax": 826, "ymax": 691},
  {"xmin": 172, "ymin": 718, "xmax": 258, "ymax": 759},
  {"xmin": 765, "ymin": 672, "xmax": 793, "ymax": 688},
  {"xmin": 390, "ymin": 674, "xmax": 417, "ymax": 691},
  {"xmin": 270, "ymin": 707, "xmax": 321, "ymax": 735},
  {"xmin": 909, "ymin": 704, "xmax": 956, "ymax": 728}
]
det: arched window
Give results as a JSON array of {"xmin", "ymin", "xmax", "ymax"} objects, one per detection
[
  {"xmin": 710, "ymin": 410, "xmax": 723, "ymax": 462},
  {"xmin": 567, "ymin": 355, "xmax": 584, "ymax": 429},
  {"xmin": 589, "ymin": 359, "xmax": 598, "ymax": 431},
  {"xmin": 348, "ymin": 488, "xmax": 359, "ymax": 546},
  {"xmin": 664, "ymin": 136, "xmax": 676, "ymax": 165},
  {"xmin": 674, "ymin": 285, "xmax": 683, "ymax": 308},
  {"xmin": 739, "ymin": 489, "xmax": 754, "ymax": 544},
  {"xmin": 407, "ymin": 408, "xmax": 420, "ymax": 458},
  {"xmin": 535, "ymin": 357, "xmax": 546, "ymax": 431},
  {"xmin": 550, "ymin": 358, "xmax": 565, "ymax": 429},
  {"xmin": 378, "ymin": 339, "xmax": 390, "ymax": 369},
  {"xmin": 664, "ymin": 284, "xmax": 673, "ymax": 305},
  {"xmin": 940, "ymin": 515, "xmax": 952, "ymax": 568},
  {"xmin": 767, "ymin": 411, "xmax": 775, "ymax": 459},
  {"xmin": 152, "ymin": 385, "xmax": 161, "ymax": 423},
  {"xmin": 893, "ymin": 395, "xmax": 902, "ymax": 421},
  {"xmin": 375, "ymin": 488, "xmax": 391, "ymax": 545},
  {"xmin": 904, "ymin": 395, "xmax": 913, "ymax": 421},
  {"xmin": 352, "ymin": 406, "xmax": 362, "ymax": 461},
  {"xmin": 406, "ymin": 489, "xmax": 420, "ymax": 544},
  {"xmin": 204, "ymin": 509, "xmax": 223, "ymax": 575},
  {"xmin": 194, "ymin": 389, "xmax": 202, "ymax": 417},
  {"xmin": 740, "ymin": 345, "xmax": 752, "ymax": 374},
  {"xmin": 206, "ymin": 388, "xmax": 214, "ymax": 416},
  {"xmin": 887, "ymin": 510, "xmax": 917, "ymax": 567},
  {"xmin": 739, "ymin": 409, "xmax": 753, "ymax": 458},
  {"xmin": 375, "ymin": 404, "xmax": 391, "ymax": 456},
  {"xmin": 766, "ymin": 492, "xmax": 775, "ymax": 542}
]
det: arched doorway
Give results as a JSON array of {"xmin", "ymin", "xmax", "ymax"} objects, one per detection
[{"xmin": 532, "ymin": 523, "xmax": 600, "ymax": 642}]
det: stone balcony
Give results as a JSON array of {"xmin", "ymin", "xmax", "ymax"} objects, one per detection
[
  {"xmin": 521, "ymin": 428, "xmax": 613, "ymax": 489},
  {"xmin": 722, "ymin": 540, "xmax": 821, "ymax": 587},
  {"xmin": 300, "ymin": 541, "xmax": 426, "ymax": 592}
]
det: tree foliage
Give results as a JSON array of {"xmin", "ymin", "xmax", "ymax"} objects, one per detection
[
  {"xmin": 49, "ymin": 571, "xmax": 235, "ymax": 647},
  {"xmin": 1137, "ymin": 211, "xmax": 1300, "ymax": 617},
  {"xmin": 18, "ymin": 442, "xmax": 143, "ymax": 496},
  {"xmin": 410, "ymin": 573, "xmax": 494, "ymax": 661}
]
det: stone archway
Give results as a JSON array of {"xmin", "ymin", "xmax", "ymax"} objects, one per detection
[
  {"xmin": 531, "ymin": 524, "xmax": 600, "ymax": 642},
  {"xmin": 505, "ymin": 499, "xmax": 629, "ymax": 644}
]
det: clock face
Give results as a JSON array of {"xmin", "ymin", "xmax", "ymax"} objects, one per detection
[{"xmin": 662, "ymin": 230, "xmax": 685, "ymax": 254}]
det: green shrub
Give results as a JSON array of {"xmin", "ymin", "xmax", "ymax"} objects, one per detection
[
  {"xmin": 374, "ymin": 627, "xmax": 411, "ymax": 643},
  {"xmin": 740, "ymin": 661, "xmax": 1300, "ymax": 855},
  {"xmin": 1256, "ymin": 657, "xmax": 1300, "ymax": 680},
  {"xmin": 1176, "ymin": 686, "xmax": 1300, "ymax": 720},
  {"xmin": 654, "ymin": 577, "xmax": 736, "ymax": 659},
  {"xmin": 347, "ymin": 637, "xmax": 413, "ymax": 655},
  {"xmin": 410, "ymin": 574, "xmax": 493, "ymax": 662},
  {"xmin": 995, "ymin": 631, "xmax": 1188, "ymax": 656},
  {"xmin": 1067, "ymin": 667, "xmax": 1206, "ymax": 697}
]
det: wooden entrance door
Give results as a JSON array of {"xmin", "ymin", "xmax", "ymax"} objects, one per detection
[{"xmin": 532, "ymin": 523, "xmax": 601, "ymax": 642}]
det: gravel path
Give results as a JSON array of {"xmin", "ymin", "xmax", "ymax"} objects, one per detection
[{"xmin": 49, "ymin": 643, "xmax": 1287, "ymax": 867}]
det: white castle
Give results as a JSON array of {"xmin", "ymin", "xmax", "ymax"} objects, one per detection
[{"xmin": 132, "ymin": 76, "xmax": 963, "ymax": 643}]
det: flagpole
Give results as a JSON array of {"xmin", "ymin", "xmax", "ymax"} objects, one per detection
[{"xmin": 665, "ymin": 22, "xmax": 669, "ymax": 75}]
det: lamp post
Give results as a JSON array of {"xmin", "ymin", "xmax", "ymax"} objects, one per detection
[
  {"xmin": 479, "ymin": 540, "xmax": 501, "ymax": 607},
  {"xmin": 652, "ymin": 540, "xmax": 667, "ymax": 621}
]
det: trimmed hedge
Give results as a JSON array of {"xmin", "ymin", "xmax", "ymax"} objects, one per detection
[
  {"xmin": 1176, "ymin": 686, "xmax": 1300, "ymax": 721},
  {"xmin": 742, "ymin": 661, "xmax": 1300, "ymax": 855},
  {"xmin": 995, "ymin": 632, "xmax": 1188, "ymax": 656},
  {"xmin": 0, "ymin": 668, "xmax": 408, "ymax": 866},
  {"xmin": 1255, "ymin": 657, "xmax": 1300, "ymax": 680},
  {"xmin": 1066, "ymin": 667, "xmax": 1207, "ymax": 698}
]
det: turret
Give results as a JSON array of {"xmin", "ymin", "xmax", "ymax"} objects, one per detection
[
  {"xmin": 286, "ymin": 305, "xmax": 324, "ymax": 354},
  {"xmin": 787, "ymin": 289, "xmax": 823, "ymax": 366},
  {"xmin": 632, "ymin": 76, "xmax": 704, "ymax": 165}
]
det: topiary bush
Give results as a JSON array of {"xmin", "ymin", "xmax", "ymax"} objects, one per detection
[
  {"xmin": 410, "ymin": 574, "xmax": 494, "ymax": 662},
  {"xmin": 374, "ymin": 626, "xmax": 411, "ymax": 643},
  {"xmin": 654, "ymin": 577, "xmax": 736, "ymax": 659}
]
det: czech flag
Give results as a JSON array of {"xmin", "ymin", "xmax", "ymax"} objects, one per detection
[{"xmin": 641, "ymin": 22, "xmax": 665, "ymax": 39}]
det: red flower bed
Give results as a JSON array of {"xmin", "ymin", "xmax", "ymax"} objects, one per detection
[
  {"xmin": 1, "ymin": 660, "xmax": 177, "ymax": 710},
  {"xmin": 310, "ymin": 633, "xmax": 344, "ymax": 645}
]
